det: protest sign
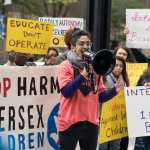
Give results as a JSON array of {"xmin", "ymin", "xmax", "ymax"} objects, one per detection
[
  {"xmin": 6, "ymin": 18, "xmax": 54, "ymax": 54},
  {"xmin": 39, "ymin": 17, "xmax": 84, "ymax": 47},
  {"xmin": 126, "ymin": 9, "xmax": 150, "ymax": 49},
  {"xmin": 127, "ymin": 63, "xmax": 148, "ymax": 86},
  {"xmin": 125, "ymin": 86, "xmax": 150, "ymax": 137},
  {"xmin": 99, "ymin": 90, "xmax": 128, "ymax": 143},
  {"xmin": 0, "ymin": 66, "xmax": 60, "ymax": 150}
]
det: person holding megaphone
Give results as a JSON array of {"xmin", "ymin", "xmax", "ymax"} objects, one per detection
[{"xmin": 57, "ymin": 29, "xmax": 124, "ymax": 150}]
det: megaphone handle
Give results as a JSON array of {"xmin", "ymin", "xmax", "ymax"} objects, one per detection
[
  {"xmin": 83, "ymin": 63, "xmax": 89, "ymax": 73},
  {"xmin": 89, "ymin": 72, "xmax": 96, "ymax": 93}
]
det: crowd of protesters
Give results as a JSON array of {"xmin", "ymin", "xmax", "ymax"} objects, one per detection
[{"xmin": 3, "ymin": 27, "xmax": 150, "ymax": 150}]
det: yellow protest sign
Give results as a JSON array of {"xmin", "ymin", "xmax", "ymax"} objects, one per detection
[
  {"xmin": 99, "ymin": 90, "xmax": 128, "ymax": 143},
  {"xmin": 6, "ymin": 18, "xmax": 54, "ymax": 54},
  {"xmin": 127, "ymin": 63, "xmax": 148, "ymax": 86}
]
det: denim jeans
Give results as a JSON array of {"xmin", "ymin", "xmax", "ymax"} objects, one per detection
[
  {"xmin": 134, "ymin": 137, "xmax": 145, "ymax": 150},
  {"xmin": 59, "ymin": 121, "xmax": 98, "ymax": 150},
  {"xmin": 144, "ymin": 136, "xmax": 150, "ymax": 150},
  {"xmin": 99, "ymin": 139, "xmax": 121, "ymax": 150},
  {"xmin": 134, "ymin": 136, "xmax": 150, "ymax": 150}
]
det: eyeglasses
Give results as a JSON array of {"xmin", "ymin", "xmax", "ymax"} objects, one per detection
[{"xmin": 76, "ymin": 41, "xmax": 92, "ymax": 48}]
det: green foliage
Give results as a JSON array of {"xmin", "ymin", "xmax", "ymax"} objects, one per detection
[
  {"xmin": 10, "ymin": 0, "xmax": 80, "ymax": 17},
  {"xmin": 11, "ymin": 0, "xmax": 45, "ymax": 16},
  {"xmin": 0, "ymin": 0, "xmax": 3, "ymax": 4},
  {"xmin": 112, "ymin": 0, "xmax": 145, "ymax": 41}
]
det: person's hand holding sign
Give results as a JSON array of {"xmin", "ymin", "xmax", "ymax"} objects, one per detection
[
  {"xmin": 144, "ymin": 82, "xmax": 150, "ymax": 86},
  {"xmin": 115, "ymin": 79, "xmax": 125, "ymax": 93}
]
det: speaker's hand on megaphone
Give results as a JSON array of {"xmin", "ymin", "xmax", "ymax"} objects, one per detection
[
  {"xmin": 81, "ymin": 66, "xmax": 89, "ymax": 80},
  {"xmin": 115, "ymin": 79, "xmax": 124, "ymax": 93}
]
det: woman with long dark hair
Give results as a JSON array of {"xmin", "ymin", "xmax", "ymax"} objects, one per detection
[{"xmin": 99, "ymin": 56, "xmax": 129, "ymax": 150}]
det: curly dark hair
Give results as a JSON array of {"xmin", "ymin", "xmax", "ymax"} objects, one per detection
[
  {"xmin": 70, "ymin": 29, "xmax": 91, "ymax": 47},
  {"xmin": 64, "ymin": 28, "xmax": 80, "ymax": 49}
]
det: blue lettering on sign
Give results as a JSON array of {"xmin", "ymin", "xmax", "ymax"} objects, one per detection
[
  {"xmin": 0, "ymin": 134, "xmax": 9, "ymax": 150},
  {"xmin": 0, "ymin": 127, "xmax": 5, "ymax": 132},
  {"xmin": 18, "ymin": 134, "xmax": 25, "ymax": 150},
  {"xmin": 37, "ymin": 132, "xmax": 44, "ymax": 148},
  {"xmin": 8, "ymin": 135, "xmax": 15, "ymax": 150},
  {"xmin": 28, "ymin": 132, "xmax": 34, "ymax": 149},
  {"xmin": 47, "ymin": 103, "xmax": 60, "ymax": 150},
  {"xmin": 0, "ymin": 132, "xmax": 45, "ymax": 149}
]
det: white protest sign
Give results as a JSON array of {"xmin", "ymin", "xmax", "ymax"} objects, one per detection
[
  {"xmin": 126, "ymin": 9, "xmax": 150, "ymax": 49},
  {"xmin": 125, "ymin": 86, "xmax": 150, "ymax": 137},
  {"xmin": 0, "ymin": 66, "xmax": 60, "ymax": 150},
  {"xmin": 39, "ymin": 17, "xmax": 85, "ymax": 47}
]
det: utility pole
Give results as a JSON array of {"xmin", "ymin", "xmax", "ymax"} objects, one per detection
[
  {"xmin": 87, "ymin": 0, "xmax": 112, "ymax": 52},
  {"xmin": 1, "ymin": 0, "xmax": 5, "ymax": 15}
]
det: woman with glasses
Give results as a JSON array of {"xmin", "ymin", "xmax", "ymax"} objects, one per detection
[{"xmin": 57, "ymin": 29, "xmax": 124, "ymax": 150}]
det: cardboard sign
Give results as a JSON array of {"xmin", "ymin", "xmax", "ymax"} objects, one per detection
[
  {"xmin": 127, "ymin": 63, "xmax": 148, "ymax": 86},
  {"xmin": 39, "ymin": 17, "xmax": 84, "ymax": 47},
  {"xmin": 126, "ymin": 9, "xmax": 150, "ymax": 49},
  {"xmin": 125, "ymin": 86, "xmax": 150, "ymax": 137},
  {"xmin": 99, "ymin": 90, "xmax": 128, "ymax": 143},
  {"xmin": 0, "ymin": 66, "xmax": 60, "ymax": 150},
  {"xmin": 6, "ymin": 18, "xmax": 54, "ymax": 54}
]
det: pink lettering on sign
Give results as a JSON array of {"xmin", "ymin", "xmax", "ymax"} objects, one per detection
[
  {"xmin": 128, "ymin": 31, "xmax": 150, "ymax": 43},
  {"xmin": 131, "ymin": 12, "xmax": 150, "ymax": 22},
  {"xmin": 128, "ymin": 32, "xmax": 137, "ymax": 41}
]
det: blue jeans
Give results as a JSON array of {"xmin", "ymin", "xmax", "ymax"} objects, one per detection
[
  {"xmin": 134, "ymin": 137, "xmax": 145, "ymax": 150},
  {"xmin": 59, "ymin": 121, "xmax": 98, "ymax": 150},
  {"xmin": 134, "ymin": 136, "xmax": 150, "ymax": 150},
  {"xmin": 99, "ymin": 139, "xmax": 121, "ymax": 150}
]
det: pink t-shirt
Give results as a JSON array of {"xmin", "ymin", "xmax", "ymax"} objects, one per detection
[{"xmin": 58, "ymin": 60, "xmax": 105, "ymax": 131}]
